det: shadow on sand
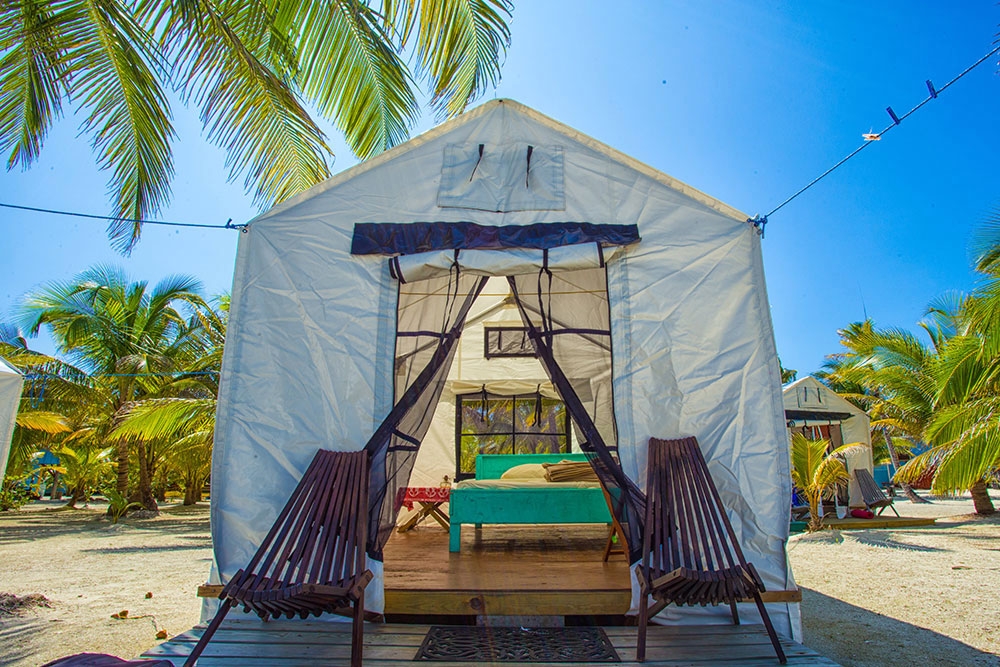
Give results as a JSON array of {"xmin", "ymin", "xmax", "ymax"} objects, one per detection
[
  {"xmin": 0, "ymin": 616, "xmax": 50, "ymax": 665},
  {"xmin": 800, "ymin": 588, "xmax": 998, "ymax": 667},
  {"xmin": 0, "ymin": 503, "xmax": 210, "ymax": 544}
]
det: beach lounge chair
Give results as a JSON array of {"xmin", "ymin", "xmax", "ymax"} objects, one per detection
[
  {"xmin": 636, "ymin": 436, "xmax": 786, "ymax": 664},
  {"xmin": 854, "ymin": 467, "xmax": 900, "ymax": 517},
  {"xmin": 184, "ymin": 449, "xmax": 372, "ymax": 667}
]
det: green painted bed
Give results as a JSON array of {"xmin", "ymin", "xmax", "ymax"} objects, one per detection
[{"xmin": 448, "ymin": 453, "xmax": 612, "ymax": 552}]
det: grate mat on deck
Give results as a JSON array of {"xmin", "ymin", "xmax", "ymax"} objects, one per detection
[{"xmin": 414, "ymin": 625, "xmax": 621, "ymax": 663}]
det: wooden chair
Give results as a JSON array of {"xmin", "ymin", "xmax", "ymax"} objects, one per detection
[
  {"xmin": 636, "ymin": 437, "xmax": 786, "ymax": 664},
  {"xmin": 601, "ymin": 485, "xmax": 629, "ymax": 562},
  {"xmin": 854, "ymin": 467, "xmax": 900, "ymax": 516},
  {"xmin": 184, "ymin": 449, "xmax": 372, "ymax": 667}
]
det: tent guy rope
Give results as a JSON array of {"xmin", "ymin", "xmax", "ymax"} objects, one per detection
[
  {"xmin": 0, "ymin": 201, "xmax": 245, "ymax": 231},
  {"xmin": 749, "ymin": 42, "xmax": 1000, "ymax": 237}
]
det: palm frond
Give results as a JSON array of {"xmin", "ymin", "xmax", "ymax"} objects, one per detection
[
  {"xmin": 0, "ymin": 0, "xmax": 73, "ymax": 168},
  {"xmin": 14, "ymin": 410, "xmax": 71, "ymax": 434},
  {"xmin": 287, "ymin": 0, "xmax": 419, "ymax": 158},
  {"xmin": 921, "ymin": 291, "xmax": 969, "ymax": 349},
  {"xmin": 159, "ymin": 0, "xmax": 332, "ymax": 207},
  {"xmin": 112, "ymin": 396, "xmax": 215, "ymax": 442},
  {"xmin": 61, "ymin": 0, "xmax": 175, "ymax": 251},
  {"xmin": 388, "ymin": 0, "xmax": 512, "ymax": 119},
  {"xmin": 931, "ymin": 427, "xmax": 1000, "ymax": 493},
  {"xmin": 789, "ymin": 433, "xmax": 827, "ymax": 490},
  {"xmin": 971, "ymin": 206, "xmax": 1000, "ymax": 276},
  {"xmin": 813, "ymin": 454, "xmax": 849, "ymax": 490}
]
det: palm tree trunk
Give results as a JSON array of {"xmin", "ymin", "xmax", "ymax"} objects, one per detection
[
  {"xmin": 115, "ymin": 439, "xmax": 129, "ymax": 496},
  {"xmin": 882, "ymin": 429, "xmax": 930, "ymax": 503},
  {"xmin": 183, "ymin": 481, "xmax": 201, "ymax": 505},
  {"xmin": 135, "ymin": 441, "xmax": 158, "ymax": 513},
  {"xmin": 808, "ymin": 491, "xmax": 823, "ymax": 531},
  {"xmin": 970, "ymin": 479, "xmax": 996, "ymax": 515},
  {"xmin": 49, "ymin": 471, "xmax": 62, "ymax": 500},
  {"xmin": 64, "ymin": 484, "xmax": 86, "ymax": 508}
]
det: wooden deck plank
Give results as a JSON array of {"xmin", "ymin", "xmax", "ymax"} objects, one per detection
[
  {"xmin": 820, "ymin": 516, "xmax": 935, "ymax": 530},
  {"xmin": 197, "ymin": 524, "xmax": 800, "ymax": 614},
  {"xmin": 142, "ymin": 619, "xmax": 837, "ymax": 666}
]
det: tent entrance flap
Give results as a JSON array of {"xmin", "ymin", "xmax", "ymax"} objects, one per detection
[
  {"xmin": 364, "ymin": 250, "xmax": 645, "ymax": 565},
  {"xmin": 363, "ymin": 272, "xmax": 487, "ymax": 561},
  {"xmin": 508, "ymin": 269, "xmax": 646, "ymax": 564}
]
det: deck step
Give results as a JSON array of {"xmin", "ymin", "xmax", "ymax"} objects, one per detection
[{"xmin": 142, "ymin": 618, "xmax": 839, "ymax": 666}]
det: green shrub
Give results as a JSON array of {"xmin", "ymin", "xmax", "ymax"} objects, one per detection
[{"xmin": 0, "ymin": 485, "xmax": 30, "ymax": 511}]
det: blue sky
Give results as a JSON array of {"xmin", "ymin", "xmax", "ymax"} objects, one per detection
[{"xmin": 2, "ymin": 1, "xmax": 999, "ymax": 377}]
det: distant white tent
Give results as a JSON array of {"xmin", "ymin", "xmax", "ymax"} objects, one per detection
[
  {"xmin": 0, "ymin": 356, "xmax": 24, "ymax": 479},
  {"xmin": 783, "ymin": 376, "xmax": 873, "ymax": 507},
  {"xmin": 210, "ymin": 99, "xmax": 798, "ymax": 637}
]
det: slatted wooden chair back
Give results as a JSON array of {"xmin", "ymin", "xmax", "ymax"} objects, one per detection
[
  {"xmin": 636, "ymin": 436, "xmax": 786, "ymax": 664},
  {"xmin": 854, "ymin": 467, "xmax": 899, "ymax": 516},
  {"xmin": 184, "ymin": 449, "xmax": 372, "ymax": 667},
  {"xmin": 641, "ymin": 436, "xmax": 756, "ymax": 596}
]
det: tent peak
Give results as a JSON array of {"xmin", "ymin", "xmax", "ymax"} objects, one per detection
[{"xmin": 251, "ymin": 99, "xmax": 747, "ymax": 226}]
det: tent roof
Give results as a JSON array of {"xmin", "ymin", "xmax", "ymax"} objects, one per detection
[
  {"xmin": 0, "ymin": 356, "xmax": 20, "ymax": 377},
  {"xmin": 251, "ymin": 98, "xmax": 748, "ymax": 227},
  {"xmin": 782, "ymin": 376, "xmax": 866, "ymax": 421}
]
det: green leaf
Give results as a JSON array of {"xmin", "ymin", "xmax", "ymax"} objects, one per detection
[
  {"xmin": 388, "ymin": 0, "xmax": 512, "ymax": 119},
  {"xmin": 157, "ymin": 0, "xmax": 333, "ymax": 207},
  {"xmin": 285, "ymin": 0, "xmax": 419, "ymax": 158},
  {"xmin": 0, "ymin": 0, "xmax": 72, "ymax": 168},
  {"xmin": 67, "ymin": 0, "xmax": 176, "ymax": 250}
]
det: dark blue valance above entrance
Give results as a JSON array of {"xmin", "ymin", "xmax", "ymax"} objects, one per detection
[{"xmin": 350, "ymin": 221, "xmax": 640, "ymax": 256}]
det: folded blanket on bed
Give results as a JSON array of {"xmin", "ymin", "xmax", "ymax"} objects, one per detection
[{"xmin": 543, "ymin": 460, "xmax": 600, "ymax": 482}]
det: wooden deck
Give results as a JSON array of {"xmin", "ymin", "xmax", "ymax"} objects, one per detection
[
  {"xmin": 383, "ymin": 523, "xmax": 632, "ymax": 617},
  {"xmin": 820, "ymin": 516, "xmax": 936, "ymax": 530},
  {"xmin": 384, "ymin": 523, "xmax": 799, "ymax": 617},
  {"xmin": 141, "ymin": 618, "xmax": 838, "ymax": 665},
  {"xmin": 198, "ymin": 524, "xmax": 800, "ymax": 617}
]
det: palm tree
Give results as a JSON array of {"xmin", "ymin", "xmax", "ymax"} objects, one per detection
[
  {"xmin": 894, "ymin": 216, "xmax": 1000, "ymax": 514},
  {"xmin": 778, "ymin": 357, "xmax": 797, "ymax": 384},
  {"xmin": 0, "ymin": 1, "xmax": 513, "ymax": 250},
  {"xmin": 18, "ymin": 265, "xmax": 210, "ymax": 511},
  {"xmin": 53, "ymin": 442, "xmax": 114, "ymax": 507},
  {"xmin": 820, "ymin": 320, "xmax": 938, "ymax": 503},
  {"xmin": 789, "ymin": 433, "xmax": 857, "ymax": 531},
  {"xmin": 114, "ymin": 397, "xmax": 217, "ymax": 505},
  {"xmin": 111, "ymin": 295, "xmax": 227, "ymax": 505}
]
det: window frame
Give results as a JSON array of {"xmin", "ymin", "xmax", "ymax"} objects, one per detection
[
  {"xmin": 483, "ymin": 326, "xmax": 537, "ymax": 359},
  {"xmin": 454, "ymin": 391, "xmax": 571, "ymax": 480}
]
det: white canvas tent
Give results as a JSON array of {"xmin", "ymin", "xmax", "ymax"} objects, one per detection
[
  {"xmin": 210, "ymin": 99, "xmax": 798, "ymax": 637},
  {"xmin": 783, "ymin": 375, "xmax": 873, "ymax": 507},
  {"xmin": 0, "ymin": 356, "xmax": 24, "ymax": 479}
]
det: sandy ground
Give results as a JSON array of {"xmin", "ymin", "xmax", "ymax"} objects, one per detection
[
  {"xmin": 0, "ymin": 501, "xmax": 212, "ymax": 666},
  {"xmin": 789, "ymin": 491, "xmax": 1000, "ymax": 667},
  {"xmin": 1, "ymin": 493, "xmax": 999, "ymax": 666}
]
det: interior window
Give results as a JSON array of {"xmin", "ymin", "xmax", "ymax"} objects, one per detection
[
  {"xmin": 484, "ymin": 326, "xmax": 536, "ymax": 359},
  {"xmin": 455, "ymin": 392, "xmax": 570, "ymax": 479}
]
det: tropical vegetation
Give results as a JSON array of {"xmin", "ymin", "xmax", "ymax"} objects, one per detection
[
  {"xmin": 818, "ymin": 217, "xmax": 1000, "ymax": 515},
  {"xmin": 0, "ymin": 0, "xmax": 513, "ymax": 250},
  {"xmin": 789, "ymin": 433, "xmax": 861, "ymax": 531},
  {"xmin": 1, "ymin": 266, "xmax": 225, "ymax": 515}
]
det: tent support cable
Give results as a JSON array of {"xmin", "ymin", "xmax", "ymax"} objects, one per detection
[{"xmin": 750, "ymin": 43, "xmax": 1000, "ymax": 236}]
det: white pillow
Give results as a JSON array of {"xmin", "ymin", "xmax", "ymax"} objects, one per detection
[{"xmin": 499, "ymin": 463, "xmax": 547, "ymax": 480}]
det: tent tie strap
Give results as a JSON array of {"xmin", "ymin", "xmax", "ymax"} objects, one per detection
[
  {"xmin": 469, "ymin": 144, "xmax": 485, "ymax": 181},
  {"xmin": 526, "ymin": 145, "xmax": 534, "ymax": 187}
]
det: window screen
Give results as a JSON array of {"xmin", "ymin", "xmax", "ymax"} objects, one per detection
[
  {"xmin": 484, "ymin": 326, "xmax": 536, "ymax": 358},
  {"xmin": 455, "ymin": 393, "xmax": 570, "ymax": 479}
]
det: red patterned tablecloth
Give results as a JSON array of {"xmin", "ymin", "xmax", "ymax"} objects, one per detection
[{"xmin": 396, "ymin": 486, "xmax": 451, "ymax": 511}]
